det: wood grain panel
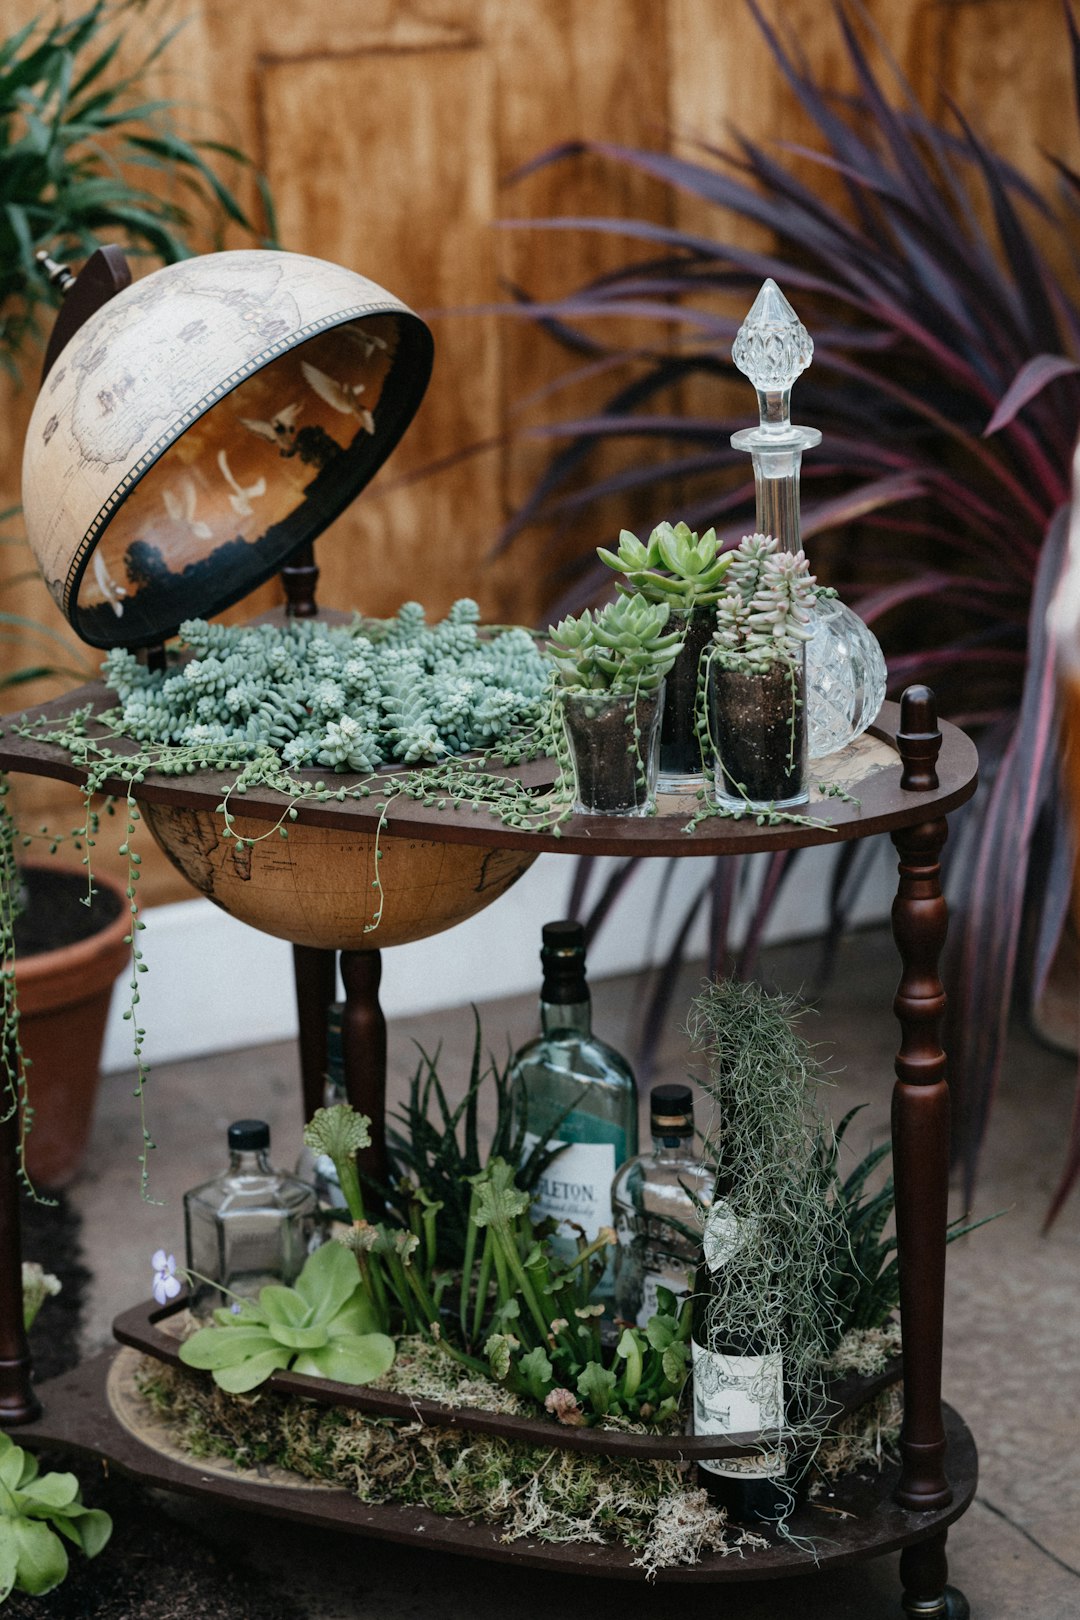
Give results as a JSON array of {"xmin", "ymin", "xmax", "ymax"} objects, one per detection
[
  {"xmin": 491, "ymin": 0, "xmax": 674, "ymax": 609},
  {"xmin": 258, "ymin": 41, "xmax": 508, "ymax": 622}
]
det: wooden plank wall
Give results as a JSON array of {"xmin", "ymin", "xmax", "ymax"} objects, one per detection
[{"xmin": 1, "ymin": 0, "xmax": 1076, "ymax": 907}]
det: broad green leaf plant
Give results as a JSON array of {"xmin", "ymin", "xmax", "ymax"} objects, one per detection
[
  {"xmin": 0, "ymin": 1433, "xmax": 111, "ymax": 1601},
  {"xmin": 177, "ymin": 1239, "xmax": 396, "ymax": 1394}
]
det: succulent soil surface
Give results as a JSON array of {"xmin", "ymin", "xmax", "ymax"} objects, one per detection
[{"xmin": 11, "ymin": 866, "xmax": 123, "ymax": 960}]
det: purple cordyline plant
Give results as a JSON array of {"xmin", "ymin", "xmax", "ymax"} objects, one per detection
[{"xmin": 496, "ymin": 0, "xmax": 1080, "ymax": 1219}]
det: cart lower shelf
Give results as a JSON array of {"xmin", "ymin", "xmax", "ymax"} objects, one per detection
[{"xmin": 18, "ymin": 1347, "xmax": 977, "ymax": 1584}]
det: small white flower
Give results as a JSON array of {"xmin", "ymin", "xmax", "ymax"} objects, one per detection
[{"xmin": 151, "ymin": 1249, "xmax": 183, "ymax": 1306}]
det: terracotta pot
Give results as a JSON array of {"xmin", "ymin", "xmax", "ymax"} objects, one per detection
[{"xmin": 10, "ymin": 865, "xmax": 132, "ymax": 1188}]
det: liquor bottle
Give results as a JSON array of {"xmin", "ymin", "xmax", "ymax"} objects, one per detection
[
  {"xmin": 612, "ymin": 1083, "xmax": 713, "ymax": 1327},
  {"xmin": 184, "ymin": 1120, "xmax": 317, "ymax": 1319},
  {"xmin": 509, "ymin": 920, "xmax": 638, "ymax": 1297},
  {"xmin": 691, "ymin": 1179, "xmax": 790, "ymax": 1523},
  {"xmin": 295, "ymin": 1002, "xmax": 350, "ymax": 1210}
]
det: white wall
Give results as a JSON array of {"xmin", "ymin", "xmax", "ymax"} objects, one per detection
[{"xmin": 100, "ymin": 842, "xmax": 895, "ymax": 1072}]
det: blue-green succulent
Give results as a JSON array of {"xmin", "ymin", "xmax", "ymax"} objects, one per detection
[{"xmin": 102, "ymin": 600, "xmax": 550, "ymax": 771}]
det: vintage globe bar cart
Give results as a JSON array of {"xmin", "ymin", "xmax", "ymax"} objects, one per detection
[{"xmin": 0, "ymin": 249, "xmax": 978, "ymax": 1617}]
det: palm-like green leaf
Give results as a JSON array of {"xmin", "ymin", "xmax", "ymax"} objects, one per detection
[{"xmin": 0, "ymin": 1, "xmax": 270, "ymax": 371}]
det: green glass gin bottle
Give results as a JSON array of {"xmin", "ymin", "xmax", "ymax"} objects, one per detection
[{"xmin": 510, "ymin": 920, "xmax": 638, "ymax": 1299}]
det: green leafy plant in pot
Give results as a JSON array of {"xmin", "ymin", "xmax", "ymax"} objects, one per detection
[
  {"xmin": 597, "ymin": 520, "xmax": 730, "ymax": 790},
  {"xmin": 707, "ymin": 534, "xmax": 815, "ymax": 811},
  {"xmin": 548, "ymin": 594, "xmax": 684, "ymax": 816}
]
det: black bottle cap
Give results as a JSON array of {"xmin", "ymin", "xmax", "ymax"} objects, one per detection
[
  {"xmin": 649, "ymin": 1084, "xmax": 694, "ymax": 1132},
  {"xmin": 228, "ymin": 1119, "xmax": 270, "ymax": 1151},
  {"xmin": 541, "ymin": 920, "xmax": 586, "ymax": 958},
  {"xmin": 540, "ymin": 919, "xmax": 588, "ymax": 1004}
]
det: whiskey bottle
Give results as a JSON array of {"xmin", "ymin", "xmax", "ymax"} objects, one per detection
[
  {"xmin": 184, "ymin": 1120, "xmax": 317, "ymax": 1318},
  {"xmin": 510, "ymin": 920, "xmax": 638, "ymax": 1296},
  {"xmin": 691, "ymin": 1185, "xmax": 789, "ymax": 1522},
  {"xmin": 612, "ymin": 1083, "xmax": 713, "ymax": 1326}
]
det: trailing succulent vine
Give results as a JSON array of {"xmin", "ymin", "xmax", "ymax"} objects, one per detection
[
  {"xmin": 0, "ymin": 591, "xmax": 847, "ymax": 1190},
  {"xmin": 103, "ymin": 601, "xmax": 550, "ymax": 770}
]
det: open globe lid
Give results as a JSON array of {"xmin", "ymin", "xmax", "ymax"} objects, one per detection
[{"xmin": 21, "ymin": 249, "xmax": 434, "ymax": 649}]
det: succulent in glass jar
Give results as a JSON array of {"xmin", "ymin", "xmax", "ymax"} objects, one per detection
[
  {"xmin": 708, "ymin": 534, "xmax": 816, "ymax": 810},
  {"xmin": 548, "ymin": 597, "xmax": 684, "ymax": 815},
  {"xmin": 547, "ymin": 594, "xmax": 684, "ymax": 695}
]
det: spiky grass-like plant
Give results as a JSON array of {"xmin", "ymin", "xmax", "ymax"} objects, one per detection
[
  {"xmin": 384, "ymin": 1008, "xmax": 566, "ymax": 1265},
  {"xmin": 0, "ymin": 2, "xmax": 268, "ymax": 371}
]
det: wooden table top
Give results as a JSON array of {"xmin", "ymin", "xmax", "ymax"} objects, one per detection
[{"xmin": 0, "ymin": 687, "xmax": 978, "ymax": 858}]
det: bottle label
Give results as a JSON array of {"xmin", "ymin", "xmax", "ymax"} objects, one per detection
[
  {"xmin": 523, "ymin": 1133, "xmax": 616, "ymax": 1243},
  {"xmin": 691, "ymin": 1338, "xmax": 787, "ymax": 1480},
  {"xmin": 638, "ymin": 1266, "xmax": 692, "ymax": 1328},
  {"xmin": 701, "ymin": 1198, "xmax": 753, "ymax": 1271}
]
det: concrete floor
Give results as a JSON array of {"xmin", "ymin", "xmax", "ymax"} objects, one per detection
[{"xmin": 61, "ymin": 927, "xmax": 1080, "ymax": 1618}]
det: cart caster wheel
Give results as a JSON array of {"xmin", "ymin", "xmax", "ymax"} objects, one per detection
[{"xmin": 902, "ymin": 1590, "xmax": 970, "ymax": 1620}]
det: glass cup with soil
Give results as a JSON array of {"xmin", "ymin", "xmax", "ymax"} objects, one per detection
[
  {"xmin": 657, "ymin": 605, "xmax": 716, "ymax": 792},
  {"xmin": 561, "ymin": 686, "xmax": 665, "ymax": 816},
  {"xmin": 708, "ymin": 649, "xmax": 808, "ymax": 812}
]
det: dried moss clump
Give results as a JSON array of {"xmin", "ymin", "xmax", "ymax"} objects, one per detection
[
  {"xmin": 134, "ymin": 1357, "xmax": 762, "ymax": 1575},
  {"xmin": 813, "ymin": 1384, "xmax": 903, "ymax": 1484}
]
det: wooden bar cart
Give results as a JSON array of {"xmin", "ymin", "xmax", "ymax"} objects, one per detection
[
  {"xmin": 0, "ymin": 680, "xmax": 979, "ymax": 1616},
  {"xmin": 0, "ymin": 243, "xmax": 980, "ymax": 1615}
]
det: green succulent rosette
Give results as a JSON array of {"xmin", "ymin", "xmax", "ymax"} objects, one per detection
[{"xmin": 597, "ymin": 521, "xmax": 732, "ymax": 609}]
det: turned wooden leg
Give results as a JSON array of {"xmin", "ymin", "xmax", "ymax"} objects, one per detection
[
  {"xmin": 292, "ymin": 945, "xmax": 338, "ymax": 1121},
  {"xmin": 0, "ymin": 1063, "xmax": 40, "ymax": 1425},
  {"xmin": 891, "ymin": 687, "xmax": 952, "ymax": 1512},
  {"xmin": 900, "ymin": 1533, "xmax": 970, "ymax": 1618},
  {"xmin": 339, "ymin": 948, "xmax": 389, "ymax": 1202},
  {"xmin": 280, "ymin": 540, "xmax": 320, "ymax": 617}
]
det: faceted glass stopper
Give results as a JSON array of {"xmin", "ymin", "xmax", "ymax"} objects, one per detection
[
  {"xmin": 806, "ymin": 595, "xmax": 888, "ymax": 759},
  {"xmin": 732, "ymin": 278, "xmax": 814, "ymax": 392}
]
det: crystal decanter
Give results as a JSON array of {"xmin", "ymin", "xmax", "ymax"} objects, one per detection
[{"xmin": 730, "ymin": 279, "xmax": 887, "ymax": 758}]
